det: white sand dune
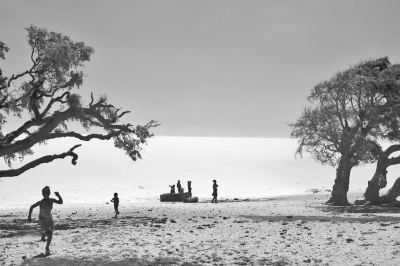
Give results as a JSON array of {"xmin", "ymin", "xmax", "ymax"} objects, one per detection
[
  {"xmin": 2, "ymin": 193, "xmax": 400, "ymax": 266},
  {"xmin": 0, "ymin": 137, "xmax": 398, "ymax": 206}
]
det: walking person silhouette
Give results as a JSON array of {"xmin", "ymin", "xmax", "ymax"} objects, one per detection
[
  {"xmin": 28, "ymin": 186, "xmax": 63, "ymax": 256},
  {"xmin": 212, "ymin": 180, "xmax": 218, "ymax": 203}
]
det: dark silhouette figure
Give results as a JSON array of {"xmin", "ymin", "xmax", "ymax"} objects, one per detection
[
  {"xmin": 169, "ymin": 185, "xmax": 176, "ymax": 193},
  {"xmin": 111, "ymin": 193, "xmax": 120, "ymax": 218},
  {"xmin": 212, "ymin": 180, "xmax": 218, "ymax": 203},
  {"xmin": 188, "ymin": 181, "xmax": 192, "ymax": 198},
  {"xmin": 28, "ymin": 186, "xmax": 63, "ymax": 256},
  {"xmin": 177, "ymin": 180, "xmax": 182, "ymax": 193}
]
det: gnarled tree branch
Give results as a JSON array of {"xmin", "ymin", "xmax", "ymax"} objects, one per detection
[
  {"xmin": 0, "ymin": 144, "xmax": 81, "ymax": 178},
  {"xmin": 46, "ymin": 131, "xmax": 121, "ymax": 142}
]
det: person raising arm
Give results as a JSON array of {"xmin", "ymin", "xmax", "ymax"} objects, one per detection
[{"xmin": 28, "ymin": 187, "xmax": 63, "ymax": 255}]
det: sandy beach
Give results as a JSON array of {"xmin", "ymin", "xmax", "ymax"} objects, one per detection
[
  {"xmin": 2, "ymin": 192, "xmax": 400, "ymax": 266},
  {"xmin": 2, "ymin": 1, "xmax": 400, "ymax": 265}
]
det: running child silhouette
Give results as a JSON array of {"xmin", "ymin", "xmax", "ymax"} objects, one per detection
[
  {"xmin": 111, "ymin": 193, "xmax": 120, "ymax": 218},
  {"xmin": 28, "ymin": 186, "xmax": 63, "ymax": 256}
]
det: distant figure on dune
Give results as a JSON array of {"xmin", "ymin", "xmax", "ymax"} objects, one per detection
[
  {"xmin": 111, "ymin": 193, "xmax": 120, "ymax": 218},
  {"xmin": 177, "ymin": 180, "xmax": 182, "ymax": 193},
  {"xmin": 212, "ymin": 180, "xmax": 218, "ymax": 203},
  {"xmin": 188, "ymin": 181, "xmax": 192, "ymax": 198},
  {"xmin": 28, "ymin": 186, "xmax": 63, "ymax": 256},
  {"xmin": 169, "ymin": 184, "xmax": 176, "ymax": 194}
]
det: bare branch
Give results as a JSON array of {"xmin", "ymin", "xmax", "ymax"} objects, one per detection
[
  {"xmin": 89, "ymin": 93, "xmax": 94, "ymax": 107},
  {"xmin": 83, "ymin": 106, "xmax": 134, "ymax": 132},
  {"xmin": 30, "ymin": 90, "xmax": 41, "ymax": 118},
  {"xmin": 28, "ymin": 41, "xmax": 37, "ymax": 80},
  {"xmin": 40, "ymin": 91, "xmax": 70, "ymax": 119},
  {"xmin": 118, "ymin": 110, "xmax": 130, "ymax": 119},
  {"xmin": 0, "ymin": 43, "xmax": 38, "ymax": 91},
  {"xmin": 0, "ymin": 108, "xmax": 74, "ymax": 152},
  {"xmin": 46, "ymin": 131, "xmax": 122, "ymax": 142},
  {"xmin": 0, "ymin": 71, "xmax": 29, "ymax": 91},
  {"xmin": 387, "ymin": 155, "xmax": 400, "ymax": 167},
  {"xmin": 384, "ymin": 144, "xmax": 400, "ymax": 156},
  {"xmin": 0, "ymin": 144, "xmax": 81, "ymax": 178}
]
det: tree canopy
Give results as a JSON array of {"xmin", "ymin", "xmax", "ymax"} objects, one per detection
[
  {"xmin": 290, "ymin": 58, "xmax": 395, "ymax": 167},
  {"xmin": 0, "ymin": 26, "xmax": 159, "ymax": 177}
]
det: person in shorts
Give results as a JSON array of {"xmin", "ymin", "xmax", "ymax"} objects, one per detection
[{"xmin": 28, "ymin": 186, "xmax": 63, "ymax": 255}]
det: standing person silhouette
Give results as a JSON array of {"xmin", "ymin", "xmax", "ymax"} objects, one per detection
[
  {"xmin": 111, "ymin": 193, "xmax": 120, "ymax": 218},
  {"xmin": 212, "ymin": 180, "xmax": 218, "ymax": 203},
  {"xmin": 188, "ymin": 181, "xmax": 192, "ymax": 198},
  {"xmin": 169, "ymin": 185, "xmax": 176, "ymax": 193},
  {"xmin": 28, "ymin": 186, "xmax": 63, "ymax": 256},
  {"xmin": 177, "ymin": 180, "xmax": 182, "ymax": 193}
]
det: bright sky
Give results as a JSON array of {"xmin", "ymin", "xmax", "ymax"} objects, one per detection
[{"xmin": 1, "ymin": 0, "xmax": 400, "ymax": 137}]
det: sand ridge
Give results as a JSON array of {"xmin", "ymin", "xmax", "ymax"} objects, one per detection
[{"xmin": 2, "ymin": 193, "xmax": 400, "ymax": 265}]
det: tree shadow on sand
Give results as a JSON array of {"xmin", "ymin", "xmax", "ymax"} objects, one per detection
[
  {"xmin": 243, "ymin": 204, "xmax": 400, "ymax": 223},
  {"xmin": 0, "ymin": 218, "xmax": 40, "ymax": 238},
  {"xmin": 1, "ymin": 216, "xmax": 173, "ymax": 239},
  {"xmin": 317, "ymin": 204, "xmax": 400, "ymax": 214}
]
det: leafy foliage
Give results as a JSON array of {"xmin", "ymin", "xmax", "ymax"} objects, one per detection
[
  {"xmin": 0, "ymin": 26, "xmax": 159, "ymax": 176},
  {"xmin": 0, "ymin": 41, "xmax": 9, "ymax": 60}
]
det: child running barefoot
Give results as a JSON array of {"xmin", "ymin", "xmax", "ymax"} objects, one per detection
[
  {"xmin": 111, "ymin": 193, "xmax": 120, "ymax": 218},
  {"xmin": 28, "ymin": 186, "xmax": 63, "ymax": 256}
]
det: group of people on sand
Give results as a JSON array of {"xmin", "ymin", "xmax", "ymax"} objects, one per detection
[
  {"xmin": 27, "ymin": 180, "xmax": 217, "ymax": 255},
  {"xmin": 169, "ymin": 179, "xmax": 219, "ymax": 203},
  {"xmin": 169, "ymin": 180, "xmax": 187, "ymax": 194}
]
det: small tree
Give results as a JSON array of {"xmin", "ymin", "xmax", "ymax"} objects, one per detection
[
  {"xmin": 0, "ymin": 26, "xmax": 159, "ymax": 177},
  {"xmin": 290, "ymin": 58, "xmax": 394, "ymax": 206}
]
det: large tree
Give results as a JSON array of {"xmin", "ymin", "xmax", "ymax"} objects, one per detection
[
  {"xmin": 290, "ymin": 58, "xmax": 396, "ymax": 206},
  {"xmin": 0, "ymin": 26, "xmax": 159, "ymax": 177}
]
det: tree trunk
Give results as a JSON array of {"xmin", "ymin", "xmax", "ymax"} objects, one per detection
[
  {"xmin": 326, "ymin": 154, "xmax": 353, "ymax": 206},
  {"xmin": 379, "ymin": 177, "xmax": 400, "ymax": 204},
  {"xmin": 362, "ymin": 156, "xmax": 388, "ymax": 204},
  {"xmin": 359, "ymin": 145, "xmax": 400, "ymax": 205}
]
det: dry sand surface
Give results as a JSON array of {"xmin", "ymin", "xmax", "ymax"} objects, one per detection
[{"xmin": 2, "ymin": 192, "xmax": 400, "ymax": 266}]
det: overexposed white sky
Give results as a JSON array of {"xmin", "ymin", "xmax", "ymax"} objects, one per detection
[{"xmin": 1, "ymin": 0, "xmax": 400, "ymax": 137}]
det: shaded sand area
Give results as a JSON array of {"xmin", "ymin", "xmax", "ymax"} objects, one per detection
[{"xmin": 2, "ymin": 192, "xmax": 400, "ymax": 265}]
